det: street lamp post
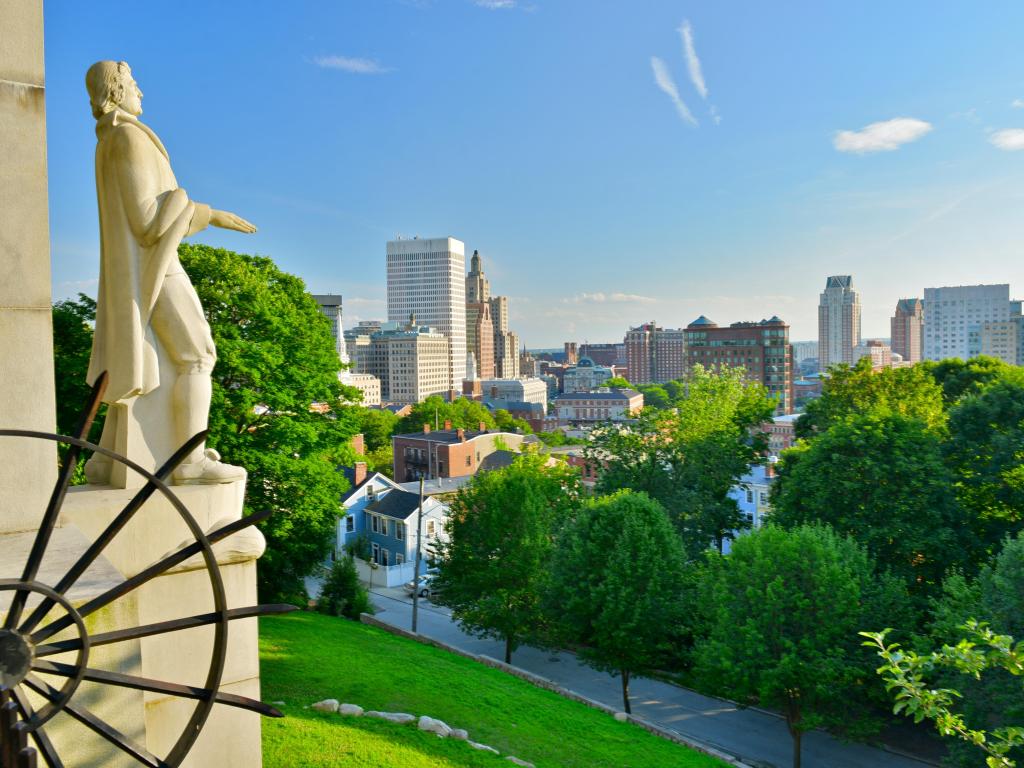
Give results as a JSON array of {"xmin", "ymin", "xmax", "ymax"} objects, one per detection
[{"xmin": 411, "ymin": 477, "xmax": 425, "ymax": 633}]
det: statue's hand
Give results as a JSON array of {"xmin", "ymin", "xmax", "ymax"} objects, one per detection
[{"xmin": 210, "ymin": 209, "xmax": 257, "ymax": 233}]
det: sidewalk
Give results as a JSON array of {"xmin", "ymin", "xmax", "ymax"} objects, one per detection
[{"xmin": 366, "ymin": 587, "xmax": 938, "ymax": 768}]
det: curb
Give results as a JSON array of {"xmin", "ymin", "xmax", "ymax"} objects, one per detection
[{"xmin": 359, "ymin": 613, "xmax": 755, "ymax": 768}]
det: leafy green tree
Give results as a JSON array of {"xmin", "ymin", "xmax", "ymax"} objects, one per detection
[
  {"xmin": 602, "ymin": 376, "xmax": 632, "ymax": 389},
  {"xmin": 396, "ymin": 395, "xmax": 496, "ymax": 435},
  {"xmin": 797, "ymin": 357, "xmax": 946, "ymax": 438},
  {"xmin": 772, "ymin": 413, "xmax": 966, "ymax": 603},
  {"xmin": 433, "ymin": 454, "xmax": 581, "ymax": 663},
  {"xmin": 635, "ymin": 383, "xmax": 670, "ymax": 409},
  {"xmin": 864, "ymin": 622, "xmax": 1023, "ymax": 768},
  {"xmin": 922, "ymin": 356, "xmax": 1015, "ymax": 407},
  {"xmin": 945, "ymin": 371, "xmax": 1024, "ymax": 551},
  {"xmin": 52, "ymin": 295, "xmax": 105, "ymax": 483},
  {"xmin": 52, "ymin": 295, "xmax": 100, "ymax": 437},
  {"xmin": 535, "ymin": 431, "xmax": 585, "ymax": 447},
  {"xmin": 697, "ymin": 524, "xmax": 910, "ymax": 768},
  {"xmin": 180, "ymin": 244, "xmax": 361, "ymax": 602},
  {"xmin": 549, "ymin": 491, "xmax": 686, "ymax": 713},
  {"xmin": 317, "ymin": 554, "xmax": 373, "ymax": 620},
  {"xmin": 588, "ymin": 365, "xmax": 775, "ymax": 555},
  {"xmin": 357, "ymin": 407, "xmax": 398, "ymax": 452},
  {"xmin": 926, "ymin": 533, "xmax": 1024, "ymax": 767},
  {"xmin": 493, "ymin": 409, "xmax": 533, "ymax": 434}
]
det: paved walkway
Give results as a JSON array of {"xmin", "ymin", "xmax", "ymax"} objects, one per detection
[{"xmin": 367, "ymin": 586, "xmax": 937, "ymax": 768}]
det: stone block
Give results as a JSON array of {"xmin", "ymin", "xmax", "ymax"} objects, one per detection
[{"xmin": 0, "ymin": 0, "xmax": 45, "ymax": 86}]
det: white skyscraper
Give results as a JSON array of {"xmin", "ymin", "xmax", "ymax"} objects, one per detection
[
  {"xmin": 923, "ymin": 284, "xmax": 1011, "ymax": 362},
  {"xmin": 818, "ymin": 275, "xmax": 861, "ymax": 370},
  {"xmin": 387, "ymin": 237, "xmax": 466, "ymax": 391}
]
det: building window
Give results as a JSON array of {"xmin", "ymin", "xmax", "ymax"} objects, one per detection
[
  {"xmin": 397, "ymin": 523, "xmax": 405, "ymax": 540},
  {"xmin": 371, "ymin": 542, "xmax": 380, "ymax": 564},
  {"xmin": 381, "ymin": 548, "xmax": 390, "ymax": 567},
  {"xmin": 466, "ymin": 455, "xmax": 472, "ymax": 466},
  {"xmin": 426, "ymin": 519, "xmax": 436, "ymax": 538},
  {"xmin": 345, "ymin": 515, "xmax": 355, "ymax": 533},
  {"xmin": 745, "ymin": 489, "xmax": 753, "ymax": 504},
  {"xmin": 371, "ymin": 515, "xmax": 379, "ymax": 534},
  {"xmin": 381, "ymin": 517, "xmax": 390, "ymax": 537},
  {"xmin": 396, "ymin": 553, "xmax": 404, "ymax": 565}
]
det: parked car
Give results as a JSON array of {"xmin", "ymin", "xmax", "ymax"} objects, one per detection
[{"xmin": 403, "ymin": 571, "xmax": 437, "ymax": 598}]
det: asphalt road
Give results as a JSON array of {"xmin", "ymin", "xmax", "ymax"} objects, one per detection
[{"xmin": 368, "ymin": 586, "xmax": 937, "ymax": 768}]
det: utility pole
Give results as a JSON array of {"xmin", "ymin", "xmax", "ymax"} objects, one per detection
[{"xmin": 411, "ymin": 477, "xmax": 425, "ymax": 634}]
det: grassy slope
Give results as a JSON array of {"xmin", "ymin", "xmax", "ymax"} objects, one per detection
[{"xmin": 260, "ymin": 612, "xmax": 725, "ymax": 768}]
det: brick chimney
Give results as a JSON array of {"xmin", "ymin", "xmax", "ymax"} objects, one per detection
[
  {"xmin": 350, "ymin": 433, "xmax": 365, "ymax": 456},
  {"xmin": 423, "ymin": 423, "xmax": 431, "ymax": 433},
  {"xmin": 457, "ymin": 428, "xmax": 465, "ymax": 442},
  {"xmin": 444, "ymin": 419, "xmax": 452, "ymax": 430},
  {"xmin": 354, "ymin": 461, "xmax": 368, "ymax": 487}
]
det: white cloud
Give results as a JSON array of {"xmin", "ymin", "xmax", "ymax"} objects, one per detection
[
  {"xmin": 990, "ymin": 129, "xmax": 1024, "ymax": 151},
  {"xmin": 1011, "ymin": 99, "xmax": 1024, "ymax": 109},
  {"xmin": 474, "ymin": 0, "xmax": 516, "ymax": 7},
  {"xmin": 313, "ymin": 55, "xmax": 391, "ymax": 74},
  {"xmin": 650, "ymin": 57, "xmax": 697, "ymax": 126},
  {"xmin": 710, "ymin": 105, "xmax": 721, "ymax": 125},
  {"xmin": 678, "ymin": 20, "xmax": 707, "ymax": 100},
  {"xmin": 833, "ymin": 117, "xmax": 933, "ymax": 153},
  {"xmin": 565, "ymin": 292, "xmax": 657, "ymax": 305}
]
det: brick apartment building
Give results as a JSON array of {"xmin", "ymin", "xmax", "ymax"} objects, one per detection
[
  {"xmin": 624, "ymin": 322, "xmax": 687, "ymax": 384},
  {"xmin": 392, "ymin": 425, "xmax": 533, "ymax": 482},
  {"xmin": 685, "ymin": 315, "xmax": 794, "ymax": 415}
]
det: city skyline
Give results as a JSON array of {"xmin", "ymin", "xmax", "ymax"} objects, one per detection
[{"xmin": 44, "ymin": 2, "xmax": 1024, "ymax": 347}]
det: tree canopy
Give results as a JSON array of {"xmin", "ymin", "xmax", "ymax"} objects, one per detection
[
  {"xmin": 433, "ymin": 453, "xmax": 581, "ymax": 662},
  {"xmin": 697, "ymin": 524, "xmax": 909, "ymax": 768},
  {"xmin": 772, "ymin": 412, "xmax": 967, "ymax": 603},
  {"xmin": 180, "ymin": 243, "xmax": 361, "ymax": 602},
  {"xmin": 797, "ymin": 357, "xmax": 946, "ymax": 438},
  {"xmin": 395, "ymin": 396, "xmax": 497, "ymax": 435},
  {"xmin": 549, "ymin": 490, "xmax": 686, "ymax": 713},
  {"xmin": 587, "ymin": 365, "xmax": 776, "ymax": 555}
]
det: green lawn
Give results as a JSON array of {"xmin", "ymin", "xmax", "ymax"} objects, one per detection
[{"xmin": 260, "ymin": 612, "xmax": 726, "ymax": 768}]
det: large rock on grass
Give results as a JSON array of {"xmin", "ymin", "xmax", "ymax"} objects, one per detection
[
  {"xmin": 311, "ymin": 699, "xmax": 339, "ymax": 713},
  {"xmin": 418, "ymin": 715, "xmax": 452, "ymax": 737},
  {"xmin": 339, "ymin": 703, "xmax": 364, "ymax": 716}
]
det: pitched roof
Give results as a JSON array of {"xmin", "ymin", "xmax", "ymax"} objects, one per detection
[
  {"xmin": 366, "ymin": 489, "xmax": 423, "ymax": 520},
  {"xmin": 479, "ymin": 450, "xmax": 517, "ymax": 472}
]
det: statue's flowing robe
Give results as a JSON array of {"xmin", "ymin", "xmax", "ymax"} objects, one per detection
[{"xmin": 87, "ymin": 109, "xmax": 211, "ymax": 403}]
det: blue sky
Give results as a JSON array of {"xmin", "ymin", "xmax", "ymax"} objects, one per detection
[{"xmin": 45, "ymin": 1, "xmax": 1024, "ymax": 346}]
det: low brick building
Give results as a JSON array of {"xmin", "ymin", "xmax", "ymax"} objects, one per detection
[
  {"xmin": 392, "ymin": 425, "xmax": 534, "ymax": 482},
  {"xmin": 552, "ymin": 389, "xmax": 644, "ymax": 424}
]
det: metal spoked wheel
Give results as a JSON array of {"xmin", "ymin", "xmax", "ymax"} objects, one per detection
[{"xmin": 0, "ymin": 373, "xmax": 294, "ymax": 768}]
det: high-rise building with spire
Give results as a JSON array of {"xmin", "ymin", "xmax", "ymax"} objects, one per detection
[
  {"xmin": 465, "ymin": 250, "xmax": 496, "ymax": 378},
  {"xmin": 817, "ymin": 275, "xmax": 861, "ymax": 370}
]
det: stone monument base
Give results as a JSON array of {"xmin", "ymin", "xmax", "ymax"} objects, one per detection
[{"xmin": 0, "ymin": 478, "xmax": 265, "ymax": 767}]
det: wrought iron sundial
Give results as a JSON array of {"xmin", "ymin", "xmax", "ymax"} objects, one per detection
[{"xmin": 0, "ymin": 374, "xmax": 295, "ymax": 767}]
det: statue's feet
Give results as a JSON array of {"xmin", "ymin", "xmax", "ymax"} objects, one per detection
[
  {"xmin": 84, "ymin": 454, "xmax": 111, "ymax": 485},
  {"xmin": 173, "ymin": 449, "xmax": 246, "ymax": 485}
]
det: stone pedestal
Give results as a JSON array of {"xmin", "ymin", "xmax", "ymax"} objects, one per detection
[
  {"xmin": 62, "ymin": 481, "xmax": 266, "ymax": 768},
  {"xmin": 0, "ymin": 0, "xmax": 57, "ymax": 534}
]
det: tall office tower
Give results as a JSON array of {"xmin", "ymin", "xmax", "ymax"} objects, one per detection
[
  {"xmin": 1013, "ymin": 300, "xmax": 1024, "ymax": 366},
  {"xmin": 891, "ymin": 298, "xmax": 924, "ymax": 364},
  {"xmin": 685, "ymin": 316, "xmax": 794, "ymax": 414},
  {"xmin": 387, "ymin": 236, "xmax": 466, "ymax": 390},
  {"xmin": 564, "ymin": 342, "xmax": 579, "ymax": 365},
  {"xmin": 489, "ymin": 295, "xmax": 518, "ymax": 378},
  {"xmin": 313, "ymin": 293, "xmax": 348, "ymax": 362},
  {"xmin": 466, "ymin": 249, "xmax": 490, "ymax": 304},
  {"xmin": 466, "ymin": 301, "xmax": 495, "ymax": 379},
  {"xmin": 624, "ymin": 322, "xmax": 687, "ymax": 384},
  {"xmin": 817, "ymin": 275, "xmax": 861, "ymax": 370},
  {"xmin": 923, "ymin": 284, "xmax": 1011, "ymax": 362}
]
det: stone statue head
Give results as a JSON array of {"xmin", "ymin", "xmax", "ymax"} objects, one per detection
[{"xmin": 85, "ymin": 60, "xmax": 142, "ymax": 120}]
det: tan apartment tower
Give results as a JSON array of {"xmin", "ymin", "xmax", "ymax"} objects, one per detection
[
  {"xmin": 818, "ymin": 275, "xmax": 861, "ymax": 370},
  {"xmin": 891, "ymin": 298, "xmax": 923, "ymax": 363},
  {"xmin": 624, "ymin": 322, "xmax": 687, "ymax": 384}
]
